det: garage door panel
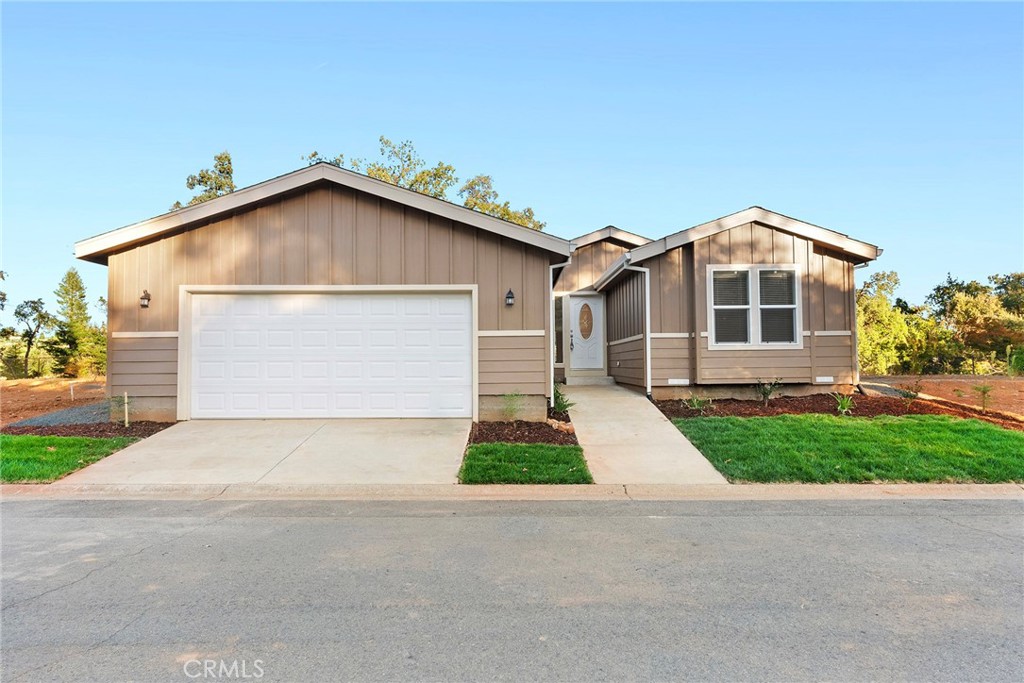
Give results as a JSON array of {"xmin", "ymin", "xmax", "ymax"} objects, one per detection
[{"xmin": 191, "ymin": 293, "xmax": 473, "ymax": 418}]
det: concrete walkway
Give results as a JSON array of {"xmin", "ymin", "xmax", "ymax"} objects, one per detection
[
  {"xmin": 59, "ymin": 419, "xmax": 472, "ymax": 486},
  {"xmin": 564, "ymin": 384, "xmax": 728, "ymax": 485}
]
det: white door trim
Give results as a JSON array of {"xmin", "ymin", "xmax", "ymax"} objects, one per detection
[{"xmin": 177, "ymin": 284, "xmax": 479, "ymax": 421}]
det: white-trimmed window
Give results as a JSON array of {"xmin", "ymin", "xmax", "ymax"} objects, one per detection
[{"xmin": 708, "ymin": 265, "xmax": 802, "ymax": 348}]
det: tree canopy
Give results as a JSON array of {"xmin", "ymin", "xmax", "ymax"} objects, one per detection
[
  {"xmin": 304, "ymin": 136, "xmax": 545, "ymax": 230},
  {"xmin": 171, "ymin": 151, "xmax": 236, "ymax": 210}
]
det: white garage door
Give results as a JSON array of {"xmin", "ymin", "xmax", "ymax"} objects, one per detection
[{"xmin": 189, "ymin": 292, "xmax": 473, "ymax": 418}]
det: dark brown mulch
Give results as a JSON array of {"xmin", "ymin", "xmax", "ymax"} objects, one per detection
[
  {"xmin": 656, "ymin": 394, "xmax": 1024, "ymax": 432},
  {"xmin": 547, "ymin": 405, "xmax": 572, "ymax": 423},
  {"xmin": 469, "ymin": 420, "xmax": 579, "ymax": 446},
  {"xmin": 1, "ymin": 422, "xmax": 174, "ymax": 438}
]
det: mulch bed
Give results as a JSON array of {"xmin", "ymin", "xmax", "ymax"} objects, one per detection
[
  {"xmin": 657, "ymin": 393, "xmax": 1024, "ymax": 432},
  {"xmin": 1, "ymin": 422, "xmax": 174, "ymax": 439},
  {"xmin": 547, "ymin": 405, "xmax": 572, "ymax": 423},
  {"xmin": 469, "ymin": 420, "xmax": 578, "ymax": 446}
]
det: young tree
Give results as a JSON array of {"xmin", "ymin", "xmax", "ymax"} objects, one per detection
[
  {"xmin": 0, "ymin": 270, "xmax": 7, "ymax": 311},
  {"xmin": 13, "ymin": 300, "xmax": 54, "ymax": 376},
  {"xmin": 45, "ymin": 268, "xmax": 93, "ymax": 375},
  {"xmin": 171, "ymin": 151, "xmax": 236, "ymax": 210},
  {"xmin": 856, "ymin": 271, "xmax": 910, "ymax": 374},
  {"xmin": 459, "ymin": 175, "xmax": 545, "ymax": 230}
]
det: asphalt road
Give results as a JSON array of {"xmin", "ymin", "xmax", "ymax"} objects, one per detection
[{"xmin": 2, "ymin": 499, "xmax": 1022, "ymax": 682}]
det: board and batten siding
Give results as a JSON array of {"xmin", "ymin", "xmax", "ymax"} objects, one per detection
[
  {"xmin": 690, "ymin": 222, "xmax": 857, "ymax": 385},
  {"xmin": 555, "ymin": 240, "xmax": 631, "ymax": 294},
  {"xmin": 601, "ymin": 221, "xmax": 859, "ymax": 391},
  {"xmin": 606, "ymin": 271, "xmax": 646, "ymax": 390},
  {"xmin": 106, "ymin": 183, "xmax": 555, "ymax": 417}
]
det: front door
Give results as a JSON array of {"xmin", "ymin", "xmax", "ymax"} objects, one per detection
[{"xmin": 569, "ymin": 295, "xmax": 605, "ymax": 370}]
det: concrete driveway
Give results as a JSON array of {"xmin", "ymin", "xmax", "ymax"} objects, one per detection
[{"xmin": 60, "ymin": 419, "xmax": 472, "ymax": 486}]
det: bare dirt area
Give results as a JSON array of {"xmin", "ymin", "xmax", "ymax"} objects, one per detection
[
  {"xmin": 867, "ymin": 375, "xmax": 1024, "ymax": 418},
  {"xmin": 657, "ymin": 392, "xmax": 1024, "ymax": 432},
  {"xmin": 470, "ymin": 421, "xmax": 579, "ymax": 446},
  {"xmin": 0, "ymin": 378, "xmax": 108, "ymax": 427}
]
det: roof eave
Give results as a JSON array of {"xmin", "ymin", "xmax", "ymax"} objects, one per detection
[
  {"xmin": 75, "ymin": 163, "xmax": 572, "ymax": 263},
  {"xmin": 630, "ymin": 207, "xmax": 881, "ymax": 265}
]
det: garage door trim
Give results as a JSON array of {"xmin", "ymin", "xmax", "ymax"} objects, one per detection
[{"xmin": 177, "ymin": 284, "xmax": 479, "ymax": 421}]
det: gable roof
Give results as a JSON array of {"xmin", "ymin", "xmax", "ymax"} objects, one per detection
[
  {"xmin": 593, "ymin": 207, "xmax": 882, "ymax": 292},
  {"xmin": 75, "ymin": 163, "xmax": 573, "ymax": 264},
  {"xmin": 572, "ymin": 225, "xmax": 651, "ymax": 249},
  {"xmin": 629, "ymin": 206, "xmax": 881, "ymax": 265}
]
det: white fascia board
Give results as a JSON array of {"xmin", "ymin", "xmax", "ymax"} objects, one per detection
[
  {"xmin": 665, "ymin": 207, "xmax": 880, "ymax": 262},
  {"xmin": 627, "ymin": 239, "xmax": 668, "ymax": 264},
  {"xmin": 572, "ymin": 226, "xmax": 652, "ymax": 249},
  {"xmin": 628, "ymin": 207, "xmax": 881, "ymax": 264},
  {"xmin": 76, "ymin": 163, "xmax": 572, "ymax": 262}
]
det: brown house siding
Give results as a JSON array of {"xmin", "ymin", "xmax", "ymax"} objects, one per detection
[
  {"xmin": 555, "ymin": 240, "xmax": 630, "ymax": 294},
  {"xmin": 106, "ymin": 183, "xmax": 556, "ymax": 419},
  {"xmin": 607, "ymin": 338, "xmax": 645, "ymax": 390},
  {"xmin": 691, "ymin": 222, "xmax": 856, "ymax": 385},
  {"xmin": 603, "ymin": 220, "xmax": 859, "ymax": 393},
  {"xmin": 606, "ymin": 271, "xmax": 645, "ymax": 342}
]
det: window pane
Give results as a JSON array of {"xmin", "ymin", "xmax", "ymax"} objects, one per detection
[
  {"xmin": 761, "ymin": 308, "xmax": 796, "ymax": 343},
  {"xmin": 714, "ymin": 309, "xmax": 749, "ymax": 343},
  {"xmin": 713, "ymin": 271, "xmax": 749, "ymax": 306},
  {"xmin": 759, "ymin": 270, "xmax": 796, "ymax": 306}
]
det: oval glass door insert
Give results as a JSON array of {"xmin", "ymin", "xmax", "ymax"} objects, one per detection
[{"xmin": 579, "ymin": 303, "xmax": 594, "ymax": 340}]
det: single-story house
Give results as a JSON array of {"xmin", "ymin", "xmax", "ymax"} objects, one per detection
[
  {"xmin": 75, "ymin": 164, "xmax": 881, "ymax": 422},
  {"xmin": 585, "ymin": 207, "xmax": 882, "ymax": 397}
]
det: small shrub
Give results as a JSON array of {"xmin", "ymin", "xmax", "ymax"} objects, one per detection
[
  {"xmin": 896, "ymin": 378, "xmax": 923, "ymax": 407},
  {"xmin": 684, "ymin": 396, "xmax": 715, "ymax": 416},
  {"xmin": 501, "ymin": 392, "xmax": 524, "ymax": 421},
  {"xmin": 1009, "ymin": 348, "xmax": 1024, "ymax": 377},
  {"xmin": 754, "ymin": 378, "xmax": 783, "ymax": 406},
  {"xmin": 972, "ymin": 384, "xmax": 993, "ymax": 413},
  {"xmin": 552, "ymin": 384, "xmax": 575, "ymax": 414},
  {"xmin": 832, "ymin": 392, "xmax": 855, "ymax": 416}
]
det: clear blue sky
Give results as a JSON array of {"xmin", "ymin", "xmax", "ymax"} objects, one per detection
[{"xmin": 3, "ymin": 1, "xmax": 1022, "ymax": 321}]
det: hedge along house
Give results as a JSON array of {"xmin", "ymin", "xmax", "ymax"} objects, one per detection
[
  {"xmin": 75, "ymin": 163, "xmax": 572, "ymax": 422},
  {"xmin": 586, "ymin": 207, "xmax": 882, "ymax": 398}
]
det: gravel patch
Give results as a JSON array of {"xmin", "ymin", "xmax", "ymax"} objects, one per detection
[{"xmin": 8, "ymin": 402, "xmax": 110, "ymax": 427}]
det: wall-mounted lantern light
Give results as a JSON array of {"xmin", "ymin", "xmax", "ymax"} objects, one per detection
[
  {"xmin": 505, "ymin": 289, "xmax": 515, "ymax": 307},
  {"xmin": 140, "ymin": 290, "xmax": 152, "ymax": 308}
]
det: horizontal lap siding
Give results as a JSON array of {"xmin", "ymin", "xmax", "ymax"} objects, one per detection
[
  {"xmin": 651, "ymin": 337, "xmax": 692, "ymax": 386},
  {"xmin": 479, "ymin": 336, "xmax": 546, "ymax": 396},
  {"xmin": 108, "ymin": 337, "xmax": 178, "ymax": 397},
  {"xmin": 696, "ymin": 336, "xmax": 812, "ymax": 383},
  {"xmin": 812, "ymin": 334, "xmax": 856, "ymax": 383},
  {"xmin": 608, "ymin": 338, "xmax": 644, "ymax": 389}
]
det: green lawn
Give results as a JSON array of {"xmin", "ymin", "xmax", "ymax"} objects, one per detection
[
  {"xmin": 459, "ymin": 443, "xmax": 593, "ymax": 484},
  {"xmin": 0, "ymin": 435, "xmax": 136, "ymax": 483},
  {"xmin": 675, "ymin": 415, "xmax": 1024, "ymax": 484}
]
